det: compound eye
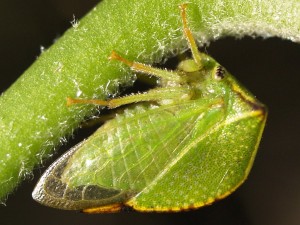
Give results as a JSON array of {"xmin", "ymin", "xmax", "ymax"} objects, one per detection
[{"xmin": 214, "ymin": 65, "xmax": 226, "ymax": 80}]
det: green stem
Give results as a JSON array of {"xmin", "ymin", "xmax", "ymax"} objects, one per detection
[{"xmin": 0, "ymin": 0, "xmax": 299, "ymax": 201}]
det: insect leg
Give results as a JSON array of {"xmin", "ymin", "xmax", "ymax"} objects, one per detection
[
  {"xmin": 179, "ymin": 3, "xmax": 203, "ymax": 69},
  {"xmin": 67, "ymin": 86, "xmax": 192, "ymax": 109},
  {"xmin": 67, "ymin": 98, "xmax": 108, "ymax": 107},
  {"xmin": 109, "ymin": 51, "xmax": 182, "ymax": 83},
  {"xmin": 107, "ymin": 87, "xmax": 192, "ymax": 108}
]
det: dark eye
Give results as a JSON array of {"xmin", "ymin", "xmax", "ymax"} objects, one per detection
[{"xmin": 215, "ymin": 66, "xmax": 226, "ymax": 80}]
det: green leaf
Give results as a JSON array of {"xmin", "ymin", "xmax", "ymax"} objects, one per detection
[{"xmin": 0, "ymin": 0, "xmax": 299, "ymax": 202}]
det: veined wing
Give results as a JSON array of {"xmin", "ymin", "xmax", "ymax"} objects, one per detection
[
  {"xmin": 33, "ymin": 98, "xmax": 224, "ymax": 210},
  {"xmin": 62, "ymin": 99, "xmax": 224, "ymax": 191}
]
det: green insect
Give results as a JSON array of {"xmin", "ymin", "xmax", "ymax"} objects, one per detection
[{"xmin": 32, "ymin": 3, "xmax": 267, "ymax": 213}]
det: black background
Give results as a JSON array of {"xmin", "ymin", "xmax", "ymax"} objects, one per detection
[{"xmin": 1, "ymin": 1, "xmax": 300, "ymax": 225}]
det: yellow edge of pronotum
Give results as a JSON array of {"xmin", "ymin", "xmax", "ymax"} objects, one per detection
[
  {"xmin": 124, "ymin": 191, "xmax": 235, "ymax": 212},
  {"xmin": 245, "ymin": 105, "xmax": 268, "ymax": 177},
  {"xmin": 230, "ymin": 78, "xmax": 258, "ymax": 104}
]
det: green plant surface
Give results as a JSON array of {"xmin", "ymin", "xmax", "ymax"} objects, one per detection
[{"xmin": 0, "ymin": 0, "xmax": 299, "ymax": 202}]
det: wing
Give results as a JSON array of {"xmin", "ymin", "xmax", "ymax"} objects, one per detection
[
  {"xmin": 32, "ymin": 141, "xmax": 134, "ymax": 210},
  {"xmin": 63, "ymin": 99, "xmax": 224, "ymax": 189},
  {"xmin": 33, "ymin": 98, "xmax": 224, "ymax": 210}
]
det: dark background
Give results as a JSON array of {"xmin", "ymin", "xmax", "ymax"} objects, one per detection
[{"xmin": 0, "ymin": 1, "xmax": 300, "ymax": 225}]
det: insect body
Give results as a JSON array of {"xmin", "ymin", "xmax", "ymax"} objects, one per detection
[{"xmin": 32, "ymin": 4, "xmax": 267, "ymax": 212}]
